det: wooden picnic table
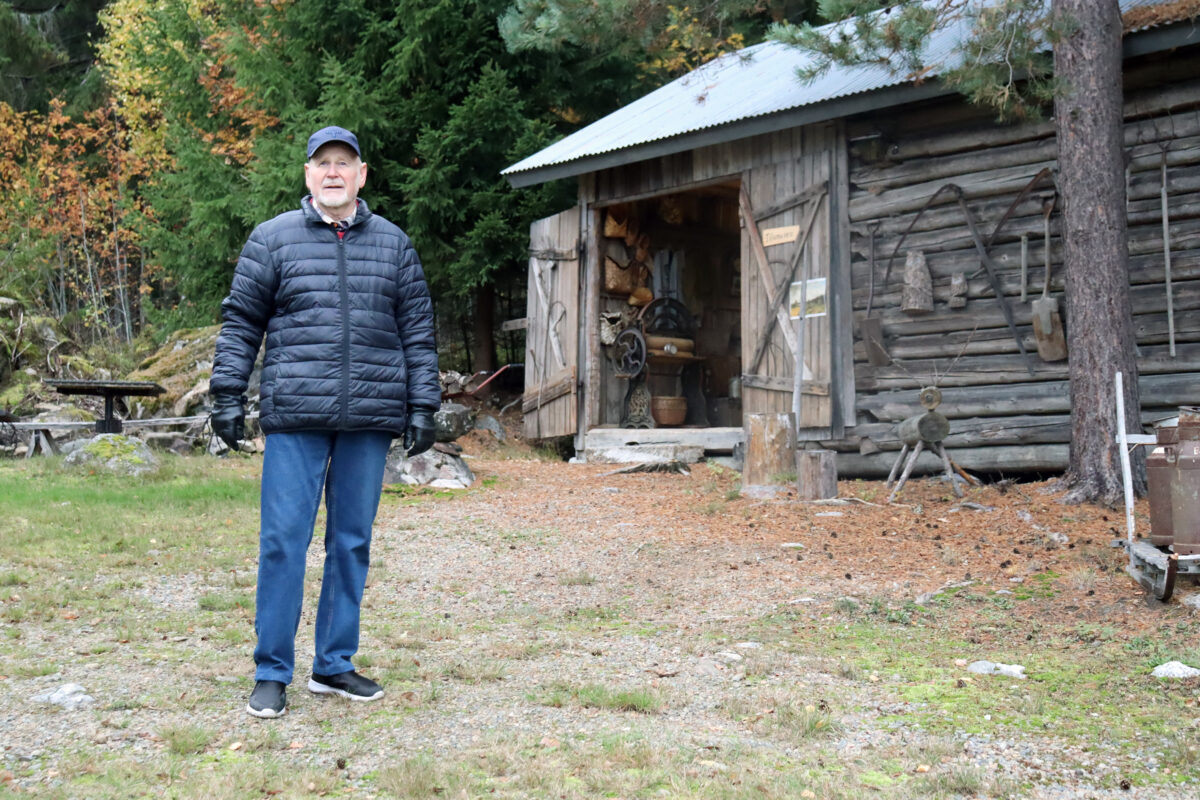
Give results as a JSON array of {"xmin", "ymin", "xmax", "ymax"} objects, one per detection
[{"xmin": 47, "ymin": 380, "xmax": 166, "ymax": 434}]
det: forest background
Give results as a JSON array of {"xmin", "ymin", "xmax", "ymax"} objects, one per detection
[{"xmin": 0, "ymin": 0, "xmax": 817, "ymax": 394}]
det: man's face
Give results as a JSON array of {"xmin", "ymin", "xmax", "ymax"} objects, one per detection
[{"xmin": 304, "ymin": 143, "xmax": 367, "ymax": 218}]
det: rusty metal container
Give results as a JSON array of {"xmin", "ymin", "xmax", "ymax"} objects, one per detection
[
  {"xmin": 1147, "ymin": 425, "xmax": 1178, "ymax": 547},
  {"xmin": 1171, "ymin": 407, "xmax": 1200, "ymax": 555}
]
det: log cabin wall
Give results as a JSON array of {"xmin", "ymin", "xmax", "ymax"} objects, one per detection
[{"xmin": 834, "ymin": 50, "xmax": 1200, "ymax": 476}]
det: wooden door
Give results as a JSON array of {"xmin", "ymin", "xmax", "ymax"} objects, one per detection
[
  {"xmin": 523, "ymin": 207, "xmax": 581, "ymax": 440},
  {"xmin": 739, "ymin": 123, "xmax": 844, "ymax": 438}
]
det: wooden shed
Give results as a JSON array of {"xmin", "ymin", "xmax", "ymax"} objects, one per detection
[{"xmin": 503, "ymin": 4, "xmax": 1200, "ymax": 477}]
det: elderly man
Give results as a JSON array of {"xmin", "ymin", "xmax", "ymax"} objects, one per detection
[{"xmin": 210, "ymin": 126, "xmax": 440, "ymax": 718}]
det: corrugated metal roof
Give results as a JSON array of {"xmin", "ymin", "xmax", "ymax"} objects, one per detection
[
  {"xmin": 1124, "ymin": 0, "xmax": 1200, "ymax": 33},
  {"xmin": 503, "ymin": 0, "xmax": 1196, "ymax": 185}
]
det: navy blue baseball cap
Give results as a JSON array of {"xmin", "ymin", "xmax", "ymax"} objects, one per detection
[{"xmin": 306, "ymin": 126, "xmax": 361, "ymax": 159}]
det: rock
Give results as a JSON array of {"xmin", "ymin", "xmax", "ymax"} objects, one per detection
[
  {"xmin": 63, "ymin": 434, "xmax": 159, "ymax": 477},
  {"xmin": 173, "ymin": 378, "xmax": 210, "ymax": 417},
  {"xmin": 32, "ymin": 405, "xmax": 93, "ymax": 424},
  {"xmin": 967, "ymin": 660, "xmax": 1026, "ymax": 679},
  {"xmin": 1182, "ymin": 594, "xmax": 1200, "ymax": 610},
  {"xmin": 384, "ymin": 444, "xmax": 475, "ymax": 489},
  {"xmin": 58, "ymin": 439, "xmax": 88, "ymax": 456},
  {"xmin": 140, "ymin": 431, "xmax": 196, "ymax": 455},
  {"xmin": 435, "ymin": 403, "xmax": 475, "ymax": 442},
  {"xmin": 1043, "ymin": 531, "xmax": 1069, "ymax": 548},
  {"xmin": 1151, "ymin": 661, "xmax": 1200, "ymax": 679},
  {"xmin": 714, "ymin": 651, "xmax": 743, "ymax": 663},
  {"xmin": 474, "ymin": 414, "xmax": 506, "ymax": 442},
  {"xmin": 32, "ymin": 683, "xmax": 94, "ymax": 710}
]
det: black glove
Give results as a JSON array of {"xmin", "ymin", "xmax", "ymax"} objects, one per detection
[
  {"xmin": 210, "ymin": 392, "xmax": 245, "ymax": 451},
  {"xmin": 403, "ymin": 408, "xmax": 436, "ymax": 457}
]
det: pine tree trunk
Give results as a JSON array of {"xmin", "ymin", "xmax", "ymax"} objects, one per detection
[
  {"xmin": 1052, "ymin": 0, "xmax": 1145, "ymax": 504},
  {"xmin": 471, "ymin": 283, "xmax": 498, "ymax": 374}
]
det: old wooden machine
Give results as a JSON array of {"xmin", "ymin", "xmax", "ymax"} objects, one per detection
[
  {"xmin": 610, "ymin": 298, "xmax": 707, "ymax": 429},
  {"xmin": 1115, "ymin": 372, "xmax": 1200, "ymax": 602}
]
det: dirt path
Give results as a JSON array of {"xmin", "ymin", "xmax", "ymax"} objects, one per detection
[
  {"xmin": 344, "ymin": 449, "xmax": 1200, "ymax": 798},
  {"xmin": 3, "ymin": 444, "xmax": 1198, "ymax": 799}
]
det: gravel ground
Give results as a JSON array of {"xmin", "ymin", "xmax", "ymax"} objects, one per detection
[{"xmin": 2, "ymin": 446, "xmax": 1199, "ymax": 798}]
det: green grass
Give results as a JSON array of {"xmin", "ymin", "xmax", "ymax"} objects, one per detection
[
  {"xmin": 530, "ymin": 681, "xmax": 664, "ymax": 713},
  {"xmin": 0, "ymin": 454, "xmax": 260, "ymax": 573},
  {"xmin": 737, "ymin": 591, "xmax": 1200, "ymax": 783}
]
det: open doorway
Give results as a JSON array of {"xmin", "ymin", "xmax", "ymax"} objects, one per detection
[{"xmin": 595, "ymin": 180, "xmax": 742, "ymax": 430}]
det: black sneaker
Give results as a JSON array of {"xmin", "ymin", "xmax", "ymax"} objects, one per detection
[
  {"xmin": 308, "ymin": 670, "xmax": 384, "ymax": 702},
  {"xmin": 246, "ymin": 680, "xmax": 287, "ymax": 718}
]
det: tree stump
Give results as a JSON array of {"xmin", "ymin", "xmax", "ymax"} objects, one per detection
[
  {"xmin": 796, "ymin": 448, "xmax": 837, "ymax": 500},
  {"xmin": 742, "ymin": 413, "xmax": 795, "ymax": 491}
]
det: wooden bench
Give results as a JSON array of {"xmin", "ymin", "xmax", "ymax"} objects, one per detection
[{"xmin": 10, "ymin": 412, "xmax": 261, "ymax": 456}]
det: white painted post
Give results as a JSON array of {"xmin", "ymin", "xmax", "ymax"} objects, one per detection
[{"xmin": 1115, "ymin": 371, "xmax": 1135, "ymax": 542}]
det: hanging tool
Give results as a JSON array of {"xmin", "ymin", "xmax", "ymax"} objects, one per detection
[
  {"xmin": 860, "ymin": 221, "xmax": 890, "ymax": 366},
  {"xmin": 879, "ymin": 175, "xmax": 1054, "ymax": 377},
  {"xmin": 953, "ymin": 186, "xmax": 1038, "ymax": 376},
  {"xmin": 1020, "ymin": 233, "xmax": 1029, "ymax": 303},
  {"xmin": 1031, "ymin": 197, "xmax": 1067, "ymax": 362}
]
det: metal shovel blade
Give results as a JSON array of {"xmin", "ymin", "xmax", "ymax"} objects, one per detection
[{"xmin": 1031, "ymin": 295, "xmax": 1067, "ymax": 361}]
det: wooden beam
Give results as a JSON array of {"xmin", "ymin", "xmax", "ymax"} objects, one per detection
[
  {"xmin": 584, "ymin": 426, "xmax": 743, "ymax": 452},
  {"xmin": 855, "ymin": 371, "xmax": 1200, "ymax": 421},
  {"xmin": 522, "ymin": 367, "xmax": 575, "ymax": 414},
  {"xmin": 752, "ymin": 181, "xmax": 827, "ymax": 222},
  {"xmin": 500, "ymin": 318, "xmax": 527, "ymax": 332},
  {"xmin": 743, "ymin": 374, "xmax": 830, "ymax": 395},
  {"xmin": 838, "ymin": 443, "xmax": 1069, "ymax": 477}
]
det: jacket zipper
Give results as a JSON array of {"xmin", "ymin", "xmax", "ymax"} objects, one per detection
[{"xmin": 337, "ymin": 226, "xmax": 350, "ymax": 428}]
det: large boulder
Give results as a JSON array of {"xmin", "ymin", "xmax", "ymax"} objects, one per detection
[{"xmin": 63, "ymin": 434, "xmax": 159, "ymax": 477}]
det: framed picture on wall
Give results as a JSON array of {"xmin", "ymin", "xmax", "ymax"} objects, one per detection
[{"xmin": 789, "ymin": 278, "xmax": 827, "ymax": 319}]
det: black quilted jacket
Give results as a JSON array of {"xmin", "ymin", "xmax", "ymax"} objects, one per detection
[{"xmin": 211, "ymin": 196, "xmax": 440, "ymax": 435}]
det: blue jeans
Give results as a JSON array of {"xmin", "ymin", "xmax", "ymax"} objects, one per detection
[{"xmin": 253, "ymin": 429, "xmax": 393, "ymax": 683}]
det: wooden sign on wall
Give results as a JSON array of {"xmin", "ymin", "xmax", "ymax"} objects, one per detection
[{"xmin": 761, "ymin": 225, "xmax": 800, "ymax": 247}]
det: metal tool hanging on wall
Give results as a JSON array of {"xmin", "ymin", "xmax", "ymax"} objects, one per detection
[
  {"xmin": 878, "ymin": 170, "xmax": 1060, "ymax": 378},
  {"xmin": 1030, "ymin": 196, "xmax": 1067, "ymax": 361}
]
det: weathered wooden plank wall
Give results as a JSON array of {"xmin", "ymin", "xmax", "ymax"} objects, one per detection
[
  {"xmin": 837, "ymin": 53, "xmax": 1200, "ymax": 475},
  {"xmin": 523, "ymin": 207, "xmax": 580, "ymax": 441}
]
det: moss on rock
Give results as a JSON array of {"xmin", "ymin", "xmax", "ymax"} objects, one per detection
[
  {"xmin": 127, "ymin": 325, "xmax": 221, "ymax": 415},
  {"xmin": 64, "ymin": 434, "xmax": 159, "ymax": 476}
]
